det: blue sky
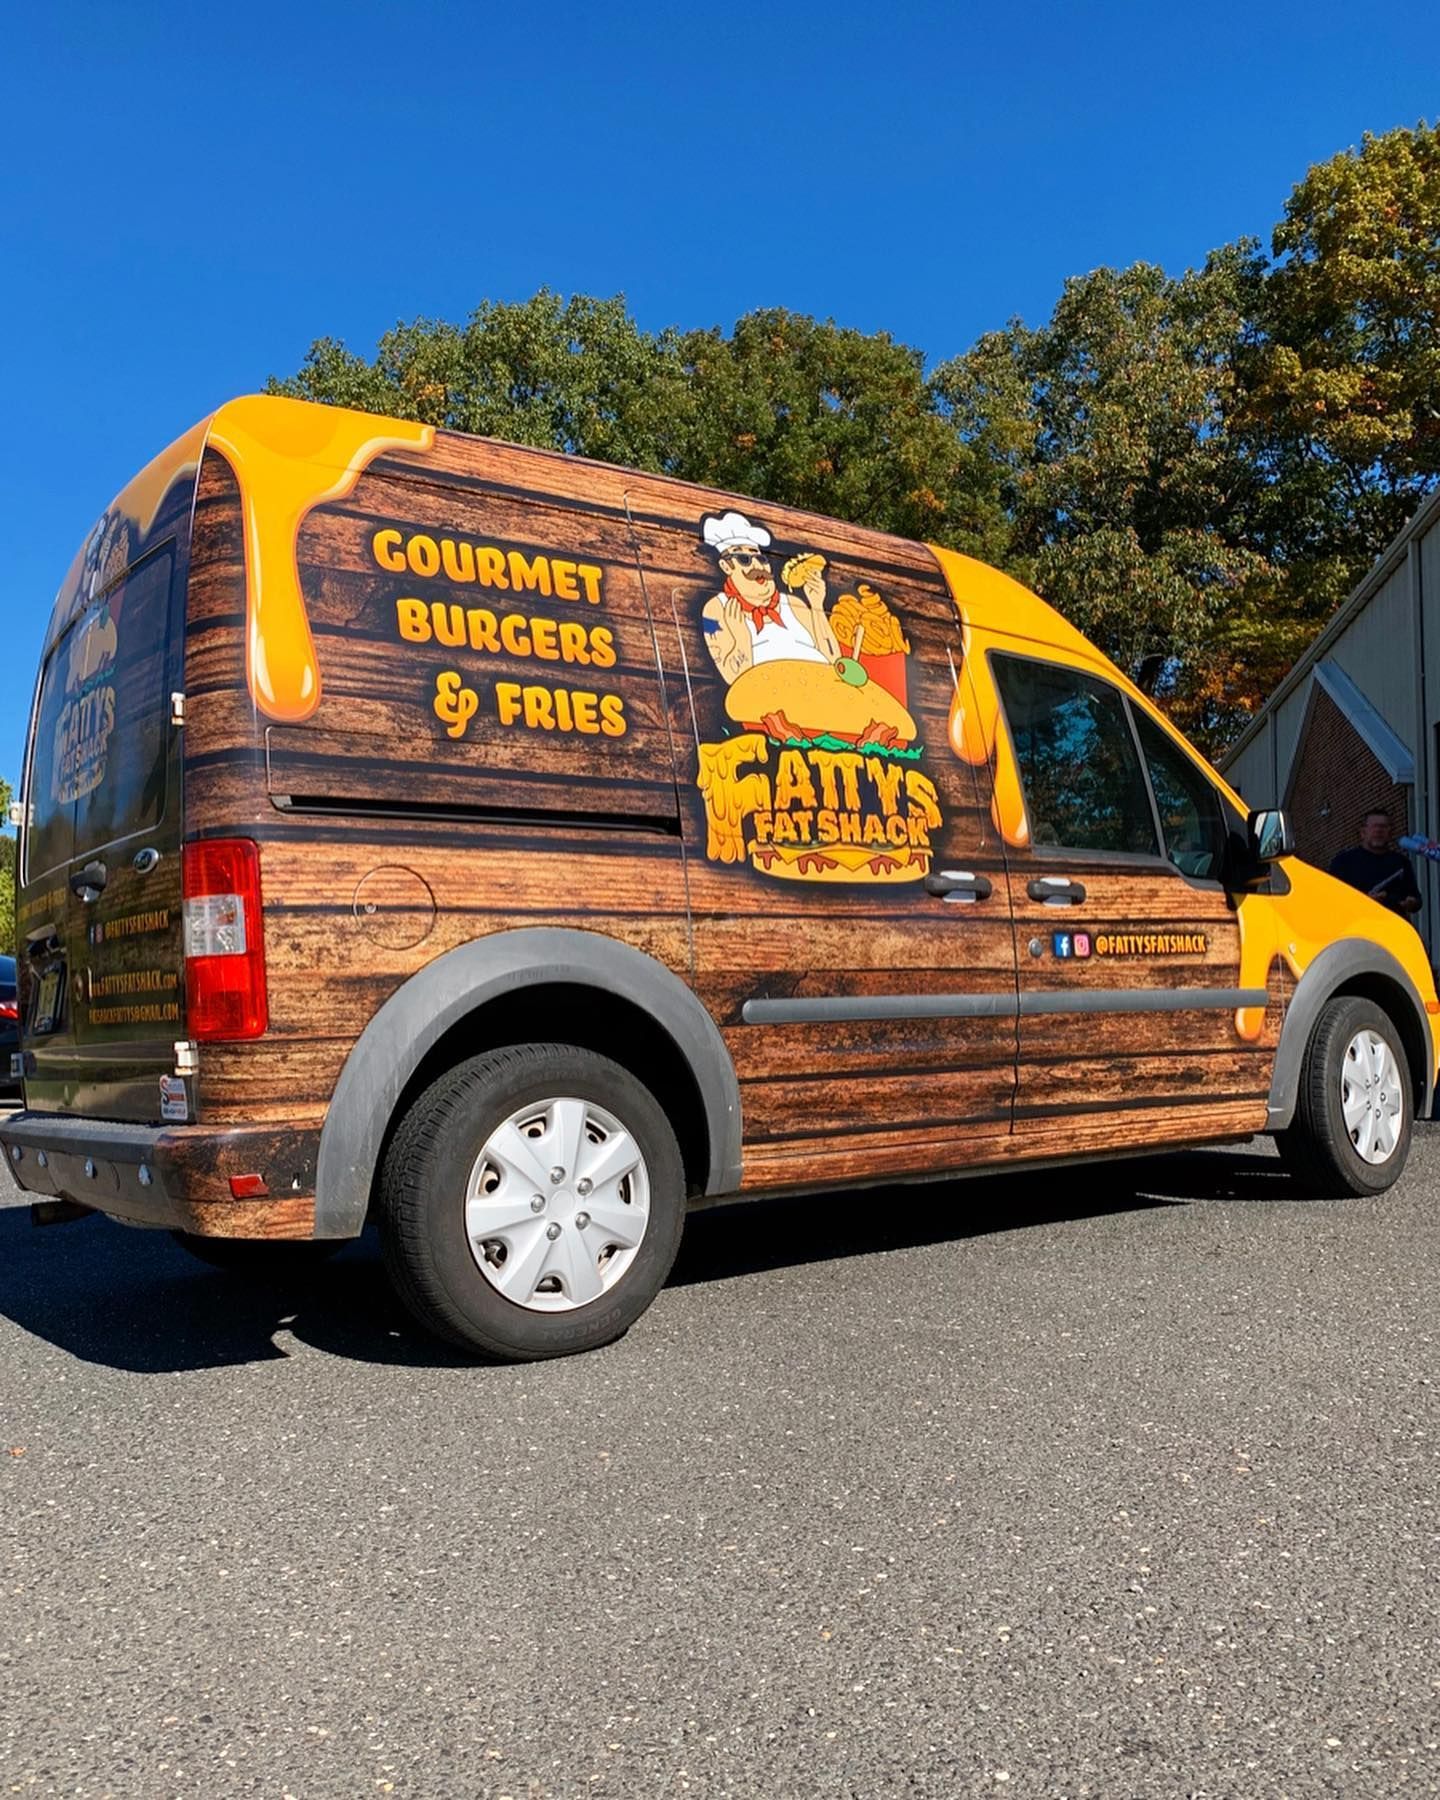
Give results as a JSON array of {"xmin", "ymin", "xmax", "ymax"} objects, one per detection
[{"xmin": 2, "ymin": 0, "xmax": 1436, "ymax": 799}]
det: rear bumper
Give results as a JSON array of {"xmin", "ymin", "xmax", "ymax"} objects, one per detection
[{"xmin": 0, "ymin": 1112, "xmax": 325, "ymax": 1239}]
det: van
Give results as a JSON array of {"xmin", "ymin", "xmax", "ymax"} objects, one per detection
[{"xmin": 5, "ymin": 394, "xmax": 1436, "ymax": 1360}]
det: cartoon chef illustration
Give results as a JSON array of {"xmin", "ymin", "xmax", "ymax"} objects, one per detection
[{"xmin": 699, "ymin": 510, "xmax": 917, "ymax": 749}]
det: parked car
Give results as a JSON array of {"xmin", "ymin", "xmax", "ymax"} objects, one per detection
[
  {"xmin": 0, "ymin": 955, "xmax": 17, "ymax": 1100},
  {"xmin": 3, "ymin": 395, "xmax": 1435, "ymax": 1360}
]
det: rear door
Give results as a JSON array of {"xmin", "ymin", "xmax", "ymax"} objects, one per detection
[
  {"xmin": 629, "ymin": 486, "xmax": 1020, "ymax": 1193},
  {"xmin": 986, "ymin": 644, "xmax": 1274, "ymax": 1154},
  {"xmin": 19, "ymin": 542, "xmax": 186, "ymax": 1120}
]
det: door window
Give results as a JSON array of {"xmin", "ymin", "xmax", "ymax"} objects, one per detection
[
  {"xmin": 1132, "ymin": 709, "xmax": 1228, "ymax": 881},
  {"xmin": 991, "ymin": 655, "xmax": 1158, "ymax": 856}
]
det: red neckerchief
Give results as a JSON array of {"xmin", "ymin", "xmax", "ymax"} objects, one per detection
[{"xmin": 725, "ymin": 577, "xmax": 782, "ymax": 632}]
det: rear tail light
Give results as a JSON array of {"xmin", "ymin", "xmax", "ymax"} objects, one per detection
[
  {"xmin": 182, "ymin": 839, "xmax": 268, "ymax": 1040},
  {"xmin": 0, "ymin": 1000, "xmax": 17, "ymax": 1022}
]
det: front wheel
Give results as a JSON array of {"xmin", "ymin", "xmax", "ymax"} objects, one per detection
[
  {"xmin": 1275, "ymin": 995, "xmax": 1413, "ymax": 1197},
  {"xmin": 378, "ymin": 1044, "xmax": 686, "ymax": 1361}
]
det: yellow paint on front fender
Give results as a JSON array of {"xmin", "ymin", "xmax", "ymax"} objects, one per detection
[{"xmin": 1240, "ymin": 859, "xmax": 1440, "ymax": 1068}]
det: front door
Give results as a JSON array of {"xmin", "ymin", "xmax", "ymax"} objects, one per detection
[
  {"xmin": 985, "ymin": 644, "xmax": 1275, "ymax": 1157},
  {"xmin": 629, "ymin": 484, "xmax": 1020, "ymax": 1195}
]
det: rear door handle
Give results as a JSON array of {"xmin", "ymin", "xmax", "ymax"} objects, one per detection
[
  {"xmin": 69, "ymin": 860, "xmax": 108, "ymax": 902},
  {"xmin": 925, "ymin": 869, "xmax": 993, "ymax": 903},
  {"xmin": 1027, "ymin": 876, "xmax": 1086, "ymax": 905}
]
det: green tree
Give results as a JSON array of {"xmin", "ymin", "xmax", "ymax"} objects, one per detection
[
  {"xmin": 1245, "ymin": 122, "xmax": 1440, "ymax": 571},
  {"xmin": 272, "ymin": 296, "xmax": 1007, "ymax": 558},
  {"xmin": 271, "ymin": 290, "xmax": 689, "ymax": 471},
  {"xmin": 270, "ymin": 127, "xmax": 1440, "ymax": 758},
  {"xmin": 672, "ymin": 308, "xmax": 1006, "ymax": 554},
  {"xmin": 936, "ymin": 252, "xmax": 1286, "ymax": 748}
]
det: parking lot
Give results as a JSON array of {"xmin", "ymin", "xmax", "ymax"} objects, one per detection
[{"xmin": 3, "ymin": 1127, "xmax": 1438, "ymax": 1798}]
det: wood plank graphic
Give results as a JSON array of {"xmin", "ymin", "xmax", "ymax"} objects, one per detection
[{"xmin": 176, "ymin": 417, "xmax": 1306, "ymax": 1204}]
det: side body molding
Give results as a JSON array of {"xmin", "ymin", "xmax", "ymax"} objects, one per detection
[
  {"xmin": 313, "ymin": 928, "xmax": 743, "ymax": 1238},
  {"xmin": 1266, "ymin": 938, "xmax": 1435, "ymax": 1130}
]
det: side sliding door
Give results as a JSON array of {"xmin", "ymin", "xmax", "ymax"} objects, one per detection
[{"xmin": 627, "ymin": 486, "xmax": 1021, "ymax": 1196}]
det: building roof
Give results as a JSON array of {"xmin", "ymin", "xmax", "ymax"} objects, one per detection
[
  {"xmin": 1221, "ymin": 480, "xmax": 1440, "ymax": 771},
  {"xmin": 1311, "ymin": 659, "xmax": 1415, "ymax": 783}
]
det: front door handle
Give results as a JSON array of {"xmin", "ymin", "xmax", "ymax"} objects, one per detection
[
  {"xmin": 69, "ymin": 860, "xmax": 108, "ymax": 902},
  {"xmin": 1027, "ymin": 875, "xmax": 1086, "ymax": 905},
  {"xmin": 925, "ymin": 869, "xmax": 993, "ymax": 903}
]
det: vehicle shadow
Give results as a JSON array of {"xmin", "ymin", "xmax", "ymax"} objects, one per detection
[
  {"xmin": 0, "ymin": 1142, "xmax": 1302, "ymax": 1375},
  {"xmin": 668, "ymin": 1143, "xmax": 1297, "ymax": 1287},
  {"xmin": 0, "ymin": 1207, "xmax": 474, "ymax": 1376}
]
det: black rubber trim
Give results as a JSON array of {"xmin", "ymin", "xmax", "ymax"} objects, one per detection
[
  {"xmin": 0, "ymin": 1114, "xmax": 163, "ymax": 1157},
  {"xmin": 742, "ymin": 995, "xmax": 1013, "ymax": 1024},
  {"xmin": 314, "ymin": 927, "xmax": 744, "ymax": 1234},
  {"xmin": 1265, "ymin": 938, "xmax": 1435, "ymax": 1128},
  {"xmin": 740, "ymin": 989, "xmax": 1268, "ymax": 1026}
]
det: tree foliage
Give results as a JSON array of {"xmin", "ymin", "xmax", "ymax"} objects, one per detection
[
  {"xmin": 935, "ymin": 251, "xmax": 1282, "ymax": 743},
  {"xmin": 1247, "ymin": 123, "xmax": 1440, "ymax": 562},
  {"xmin": 271, "ymin": 291, "xmax": 688, "ymax": 471},
  {"xmin": 269, "ymin": 124, "xmax": 1440, "ymax": 757},
  {"xmin": 671, "ymin": 309, "xmax": 1004, "ymax": 553}
]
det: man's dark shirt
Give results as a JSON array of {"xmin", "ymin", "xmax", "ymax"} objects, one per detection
[{"xmin": 1328, "ymin": 844, "xmax": 1422, "ymax": 912}]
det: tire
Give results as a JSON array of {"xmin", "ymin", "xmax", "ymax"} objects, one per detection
[
  {"xmin": 1275, "ymin": 995, "xmax": 1413, "ymax": 1198},
  {"xmin": 377, "ymin": 1044, "xmax": 686, "ymax": 1361},
  {"xmin": 171, "ymin": 1233, "xmax": 344, "ymax": 1276}
]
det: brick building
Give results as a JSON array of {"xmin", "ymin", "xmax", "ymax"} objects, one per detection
[{"xmin": 1222, "ymin": 483, "xmax": 1440, "ymax": 971}]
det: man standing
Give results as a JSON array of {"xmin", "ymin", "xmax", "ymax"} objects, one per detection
[{"xmin": 1329, "ymin": 808, "xmax": 1423, "ymax": 917}]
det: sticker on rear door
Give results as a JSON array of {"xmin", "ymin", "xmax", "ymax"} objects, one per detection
[
  {"xmin": 689, "ymin": 510, "xmax": 942, "ymax": 884},
  {"xmin": 158, "ymin": 1075, "xmax": 189, "ymax": 1122}
]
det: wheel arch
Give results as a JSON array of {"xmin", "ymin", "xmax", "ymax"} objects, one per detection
[
  {"xmin": 312, "ymin": 929, "xmax": 742, "ymax": 1238},
  {"xmin": 1267, "ymin": 940, "xmax": 1434, "ymax": 1131}
]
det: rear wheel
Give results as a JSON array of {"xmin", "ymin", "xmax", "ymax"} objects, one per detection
[
  {"xmin": 378, "ymin": 1043, "xmax": 686, "ymax": 1360},
  {"xmin": 1275, "ymin": 995, "xmax": 1412, "ymax": 1197}
]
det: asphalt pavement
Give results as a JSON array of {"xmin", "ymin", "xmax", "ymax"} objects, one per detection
[{"xmin": 2, "ymin": 1123, "xmax": 1438, "ymax": 1798}]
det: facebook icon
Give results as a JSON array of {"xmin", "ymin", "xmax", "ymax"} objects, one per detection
[{"xmin": 1052, "ymin": 932, "xmax": 1073, "ymax": 958}]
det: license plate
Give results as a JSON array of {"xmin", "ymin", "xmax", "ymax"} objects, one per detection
[{"xmin": 32, "ymin": 966, "xmax": 62, "ymax": 1035}]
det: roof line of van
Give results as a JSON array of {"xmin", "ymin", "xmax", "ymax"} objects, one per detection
[{"xmin": 44, "ymin": 408, "xmax": 218, "ymax": 651}]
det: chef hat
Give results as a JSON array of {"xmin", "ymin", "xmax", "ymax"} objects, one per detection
[{"xmin": 702, "ymin": 510, "xmax": 772, "ymax": 553}]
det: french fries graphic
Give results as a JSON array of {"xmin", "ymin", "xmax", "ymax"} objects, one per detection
[{"xmin": 830, "ymin": 583, "xmax": 909, "ymax": 656}]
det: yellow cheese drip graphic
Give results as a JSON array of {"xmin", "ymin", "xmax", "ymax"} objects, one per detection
[
  {"xmin": 946, "ymin": 617, "xmax": 1029, "ymax": 847},
  {"xmin": 207, "ymin": 397, "xmax": 434, "ymax": 721},
  {"xmin": 697, "ymin": 734, "xmax": 771, "ymax": 863}
]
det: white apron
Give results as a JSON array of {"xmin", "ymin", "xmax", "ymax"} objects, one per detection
[{"xmin": 747, "ymin": 593, "xmax": 829, "ymax": 666}]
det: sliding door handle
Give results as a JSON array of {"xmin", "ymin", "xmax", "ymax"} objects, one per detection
[
  {"xmin": 925, "ymin": 869, "xmax": 993, "ymax": 903},
  {"xmin": 1027, "ymin": 875, "xmax": 1086, "ymax": 905}
]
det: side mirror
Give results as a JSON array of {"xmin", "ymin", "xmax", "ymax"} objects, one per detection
[{"xmin": 1248, "ymin": 808, "xmax": 1295, "ymax": 863}]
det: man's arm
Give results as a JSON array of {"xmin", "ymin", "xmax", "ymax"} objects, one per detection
[
  {"xmin": 794, "ymin": 589, "xmax": 840, "ymax": 660},
  {"xmin": 1393, "ymin": 854, "xmax": 1423, "ymax": 914},
  {"xmin": 702, "ymin": 595, "xmax": 752, "ymax": 683}
]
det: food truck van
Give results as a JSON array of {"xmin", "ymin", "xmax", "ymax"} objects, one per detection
[{"xmin": 4, "ymin": 395, "xmax": 1436, "ymax": 1360}]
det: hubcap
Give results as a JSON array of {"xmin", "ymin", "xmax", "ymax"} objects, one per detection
[
  {"xmin": 1340, "ymin": 1029, "xmax": 1404, "ymax": 1166},
  {"xmin": 464, "ymin": 1095, "xmax": 650, "ymax": 1312}
]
